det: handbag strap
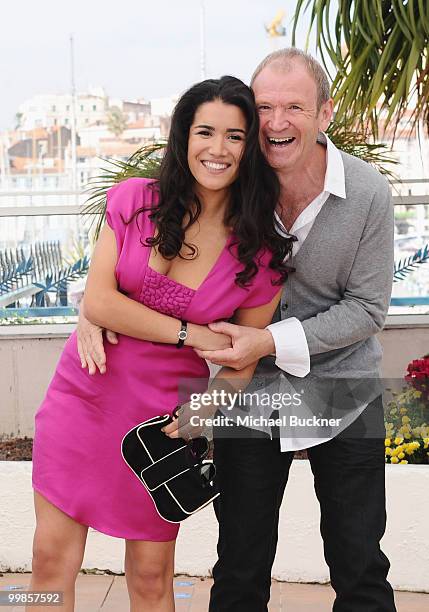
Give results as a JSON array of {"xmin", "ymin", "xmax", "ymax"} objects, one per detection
[{"xmin": 141, "ymin": 444, "xmax": 192, "ymax": 491}]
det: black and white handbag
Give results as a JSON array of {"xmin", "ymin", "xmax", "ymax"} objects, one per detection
[{"xmin": 121, "ymin": 413, "xmax": 219, "ymax": 523}]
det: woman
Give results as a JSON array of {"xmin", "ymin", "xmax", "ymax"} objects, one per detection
[{"xmin": 29, "ymin": 76, "xmax": 293, "ymax": 612}]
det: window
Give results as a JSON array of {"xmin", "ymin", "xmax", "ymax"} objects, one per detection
[{"xmin": 92, "ymin": 105, "xmax": 97, "ymax": 111}]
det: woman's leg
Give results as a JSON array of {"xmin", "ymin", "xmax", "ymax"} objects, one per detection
[
  {"xmin": 125, "ymin": 539, "xmax": 175, "ymax": 612},
  {"xmin": 27, "ymin": 490, "xmax": 89, "ymax": 612}
]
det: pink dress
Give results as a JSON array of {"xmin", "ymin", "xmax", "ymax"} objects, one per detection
[{"xmin": 32, "ymin": 178, "xmax": 282, "ymax": 541}]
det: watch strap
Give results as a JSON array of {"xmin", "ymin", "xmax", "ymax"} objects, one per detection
[{"xmin": 176, "ymin": 320, "xmax": 188, "ymax": 348}]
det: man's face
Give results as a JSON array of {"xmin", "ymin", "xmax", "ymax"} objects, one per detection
[{"xmin": 252, "ymin": 61, "xmax": 333, "ymax": 174}]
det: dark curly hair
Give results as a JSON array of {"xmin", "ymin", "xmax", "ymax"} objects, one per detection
[{"xmin": 131, "ymin": 75, "xmax": 294, "ymax": 287}]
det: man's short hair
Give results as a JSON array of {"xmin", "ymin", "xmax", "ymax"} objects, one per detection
[{"xmin": 251, "ymin": 48, "xmax": 331, "ymax": 111}]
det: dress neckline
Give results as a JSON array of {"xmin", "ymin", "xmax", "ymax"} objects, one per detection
[{"xmin": 145, "ymin": 223, "xmax": 234, "ymax": 294}]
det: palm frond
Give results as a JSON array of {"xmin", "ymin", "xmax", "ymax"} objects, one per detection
[
  {"xmin": 327, "ymin": 120, "xmax": 398, "ymax": 179},
  {"xmin": 81, "ymin": 142, "xmax": 165, "ymax": 240},
  {"xmin": 393, "ymin": 244, "xmax": 429, "ymax": 282},
  {"xmin": 292, "ymin": 0, "xmax": 429, "ymax": 139}
]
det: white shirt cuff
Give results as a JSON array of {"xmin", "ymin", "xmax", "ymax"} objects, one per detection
[{"xmin": 266, "ymin": 317, "xmax": 310, "ymax": 377}]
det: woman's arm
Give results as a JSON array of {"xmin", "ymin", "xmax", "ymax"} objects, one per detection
[
  {"xmin": 163, "ymin": 287, "xmax": 283, "ymax": 438},
  {"xmin": 82, "ymin": 224, "xmax": 231, "ymax": 364}
]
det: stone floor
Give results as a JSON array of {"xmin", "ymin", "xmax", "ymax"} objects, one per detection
[{"xmin": 0, "ymin": 573, "xmax": 428, "ymax": 611}]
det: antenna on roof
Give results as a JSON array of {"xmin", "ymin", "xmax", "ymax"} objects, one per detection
[{"xmin": 69, "ymin": 34, "xmax": 78, "ymax": 200}]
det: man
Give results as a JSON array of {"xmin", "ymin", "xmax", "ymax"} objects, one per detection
[
  {"xmin": 78, "ymin": 49, "xmax": 396, "ymax": 611},
  {"xmin": 201, "ymin": 49, "xmax": 396, "ymax": 612}
]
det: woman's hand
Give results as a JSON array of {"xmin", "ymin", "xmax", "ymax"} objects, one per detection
[
  {"xmin": 162, "ymin": 403, "xmax": 214, "ymax": 440},
  {"xmin": 77, "ymin": 301, "xmax": 118, "ymax": 375},
  {"xmin": 189, "ymin": 324, "xmax": 232, "ymax": 351}
]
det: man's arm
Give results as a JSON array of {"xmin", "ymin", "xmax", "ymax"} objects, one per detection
[
  {"xmin": 298, "ymin": 177, "xmax": 393, "ymax": 355},
  {"xmin": 198, "ymin": 177, "xmax": 393, "ymax": 369}
]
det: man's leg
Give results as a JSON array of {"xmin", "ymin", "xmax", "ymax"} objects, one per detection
[
  {"xmin": 307, "ymin": 397, "xmax": 396, "ymax": 612},
  {"xmin": 209, "ymin": 429, "xmax": 293, "ymax": 612}
]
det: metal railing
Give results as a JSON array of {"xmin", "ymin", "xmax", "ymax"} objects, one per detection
[{"xmin": 0, "ymin": 181, "xmax": 428, "ymax": 317}]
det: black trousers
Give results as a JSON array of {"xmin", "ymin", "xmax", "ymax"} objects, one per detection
[{"xmin": 209, "ymin": 398, "xmax": 396, "ymax": 612}]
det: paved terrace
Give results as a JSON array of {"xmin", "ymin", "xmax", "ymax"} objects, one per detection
[{"xmin": 0, "ymin": 574, "xmax": 428, "ymax": 611}]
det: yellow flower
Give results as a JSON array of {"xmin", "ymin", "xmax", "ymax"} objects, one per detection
[
  {"xmin": 400, "ymin": 407, "xmax": 408, "ymax": 415},
  {"xmin": 391, "ymin": 456, "xmax": 399, "ymax": 464},
  {"xmin": 404, "ymin": 433, "xmax": 412, "ymax": 439},
  {"xmin": 402, "ymin": 416, "xmax": 411, "ymax": 424},
  {"xmin": 423, "ymin": 438, "xmax": 429, "ymax": 449},
  {"xmin": 390, "ymin": 408, "xmax": 397, "ymax": 416},
  {"xmin": 394, "ymin": 437, "xmax": 404, "ymax": 445},
  {"xmin": 399, "ymin": 460, "xmax": 408, "ymax": 464},
  {"xmin": 399, "ymin": 424, "xmax": 411, "ymax": 434},
  {"xmin": 385, "ymin": 447, "xmax": 392, "ymax": 456},
  {"xmin": 398, "ymin": 452, "xmax": 405, "ymax": 459},
  {"xmin": 385, "ymin": 438, "xmax": 391, "ymax": 447},
  {"xmin": 414, "ymin": 390, "xmax": 422, "ymax": 398}
]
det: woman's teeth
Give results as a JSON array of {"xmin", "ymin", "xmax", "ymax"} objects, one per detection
[{"xmin": 202, "ymin": 161, "xmax": 230, "ymax": 171}]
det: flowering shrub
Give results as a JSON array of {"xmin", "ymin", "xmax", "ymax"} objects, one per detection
[{"xmin": 385, "ymin": 357, "xmax": 429, "ymax": 464}]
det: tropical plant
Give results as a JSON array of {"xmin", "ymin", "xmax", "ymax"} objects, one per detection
[
  {"xmin": 82, "ymin": 142, "xmax": 165, "ymax": 239},
  {"xmin": 32, "ymin": 257, "xmax": 90, "ymax": 307},
  {"xmin": 393, "ymin": 243, "xmax": 429, "ymax": 281},
  {"xmin": 327, "ymin": 119, "xmax": 396, "ymax": 174},
  {"xmin": 292, "ymin": 0, "xmax": 429, "ymax": 140}
]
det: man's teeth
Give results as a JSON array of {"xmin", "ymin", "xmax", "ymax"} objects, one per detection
[
  {"xmin": 202, "ymin": 161, "xmax": 229, "ymax": 170},
  {"xmin": 268, "ymin": 137, "xmax": 295, "ymax": 144}
]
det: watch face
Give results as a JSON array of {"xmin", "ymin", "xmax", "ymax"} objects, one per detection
[{"xmin": 178, "ymin": 330, "xmax": 188, "ymax": 340}]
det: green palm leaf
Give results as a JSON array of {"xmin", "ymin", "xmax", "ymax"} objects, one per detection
[
  {"xmin": 393, "ymin": 244, "xmax": 429, "ymax": 282},
  {"xmin": 292, "ymin": 0, "xmax": 429, "ymax": 139},
  {"xmin": 81, "ymin": 142, "xmax": 166, "ymax": 240}
]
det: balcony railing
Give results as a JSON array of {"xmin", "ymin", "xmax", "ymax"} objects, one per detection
[{"xmin": 1, "ymin": 180, "xmax": 429, "ymax": 320}]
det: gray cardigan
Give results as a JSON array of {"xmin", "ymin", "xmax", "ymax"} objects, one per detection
[{"xmin": 257, "ymin": 149, "xmax": 394, "ymax": 383}]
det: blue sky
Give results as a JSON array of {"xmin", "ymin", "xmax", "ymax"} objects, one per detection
[{"xmin": 0, "ymin": 0, "xmax": 329, "ymax": 130}]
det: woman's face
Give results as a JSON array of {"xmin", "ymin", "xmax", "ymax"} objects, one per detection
[{"xmin": 187, "ymin": 99, "xmax": 247, "ymax": 194}]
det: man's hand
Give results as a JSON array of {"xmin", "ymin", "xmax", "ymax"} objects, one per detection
[
  {"xmin": 195, "ymin": 321, "xmax": 275, "ymax": 370},
  {"xmin": 77, "ymin": 302, "xmax": 118, "ymax": 375}
]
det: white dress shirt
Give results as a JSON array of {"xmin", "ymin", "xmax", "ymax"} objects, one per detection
[{"xmin": 266, "ymin": 133, "xmax": 348, "ymax": 452}]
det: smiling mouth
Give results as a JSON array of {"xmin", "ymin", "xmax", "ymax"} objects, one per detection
[
  {"xmin": 267, "ymin": 137, "xmax": 295, "ymax": 147},
  {"xmin": 201, "ymin": 160, "xmax": 231, "ymax": 172}
]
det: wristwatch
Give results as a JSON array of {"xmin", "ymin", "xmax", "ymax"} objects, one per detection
[{"xmin": 176, "ymin": 320, "xmax": 188, "ymax": 348}]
